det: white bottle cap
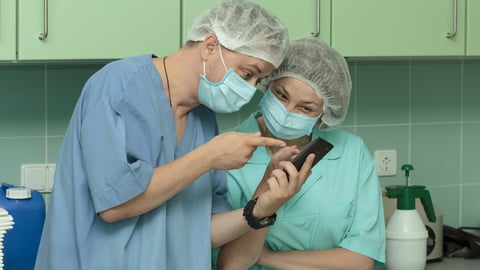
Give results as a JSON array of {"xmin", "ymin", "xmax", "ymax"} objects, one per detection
[{"xmin": 6, "ymin": 187, "xmax": 32, "ymax": 199}]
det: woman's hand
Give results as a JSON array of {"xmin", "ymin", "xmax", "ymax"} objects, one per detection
[
  {"xmin": 253, "ymin": 152, "xmax": 315, "ymax": 218},
  {"xmin": 270, "ymin": 145, "xmax": 300, "ymax": 170}
]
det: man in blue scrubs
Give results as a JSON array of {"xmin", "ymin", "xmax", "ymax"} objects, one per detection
[{"xmin": 34, "ymin": 1, "xmax": 309, "ymax": 269}]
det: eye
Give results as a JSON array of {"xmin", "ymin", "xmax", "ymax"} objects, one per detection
[
  {"xmin": 272, "ymin": 88, "xmax": 288, "ymax": 101},
  {"xmin": 241, "ymin": 70, "xmax": 253, "ymax": 80},
  {"xmin": 300, "ymin": 106, "xmax": 314, "ymax": 113},
  {"xmin": 299, "ymin": 103, "xmax": 324, "ymax": 117}
]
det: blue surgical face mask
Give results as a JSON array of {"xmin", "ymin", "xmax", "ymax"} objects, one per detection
[
  {"xmin": 259, "ymin": 89, "xmax": 320, "ymax": 140},
  {"xmin": 198, "ymin": 45, "xmax": 257, "ymax": 113}
]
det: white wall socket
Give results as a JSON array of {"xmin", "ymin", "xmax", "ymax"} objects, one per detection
[
  {"xmin": 374, "ymin": 150, "xmax": 397, "ymax": 176},
  {"xmin": 21, "ymin": 164, "xmax": 56, "ymax": 192}
]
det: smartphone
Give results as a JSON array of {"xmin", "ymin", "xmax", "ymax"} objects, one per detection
[{"xmin": 291, "ymin": 137, "xmax": 333, "ymax": 171}]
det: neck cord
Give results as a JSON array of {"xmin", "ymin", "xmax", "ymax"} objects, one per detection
[{"xmin": 162, "ymin": 56, "xmax": 172, "ymax": 108}]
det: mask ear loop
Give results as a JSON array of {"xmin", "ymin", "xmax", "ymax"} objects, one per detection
[
  {"xmin": 217, "ymin": 44, "xmax": 228, "ymax": 72},
  {"xmin": 318, "ymin": 113, "xmax": 324, "ymax": 122},
  {"xmin": 316, "ymin": 113, "xmax": 326, "ymax": 130},
  {"xmin": 203, "ymin": 60, "xmax": 207, "ymax": 77},
  {"xmin": 202, "ymin": 43, "xmax": 228, "ymax": 79}
]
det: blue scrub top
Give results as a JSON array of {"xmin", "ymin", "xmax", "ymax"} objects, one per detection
[
  {"xmin": 213, "ymin": 112, "xmax": 386, "ymax": 269},
  {"xmin": 35, "ymin": 55, "xmax": 230, "ymax": 270}
]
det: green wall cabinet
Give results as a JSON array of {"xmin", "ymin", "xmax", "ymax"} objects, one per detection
[
  {"xmin": 4, "ymin": 0, "xmax": 477, "ymax": 61},
  {"xmin": 13, "ymin": 0, "xmax": 180, "ymax": 61},
  {"xmin": 182, "ymin": 0, "xmax": 330, "ymax": 46},
  {"xmin": 0, "ymin": 0, "xmax": 17, "ymax": 60},
  {"xmin": 331, "ymin": 0, "xmax": 466, "ymax": 57},
  {"xmin": 467, "ymin": 0, "xmax": 480, "ymax": 55}
]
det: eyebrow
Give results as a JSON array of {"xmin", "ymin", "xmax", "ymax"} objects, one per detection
[
  {"xmin": 301, "ymin": 100, "xmax": 318, "ymax": 106},
  {"xmin": 244, "ymin": 56, "xmax": 266, "ymax": 75},
  {"xmin": 249, "ymin": 64, "xmax": 262, "ymax": 75},
  {"xmin": 275, "ymin": 84, "xmax": 321, "ymax": 106},
  {"xmin": 272, "ymin": 83, "xmax": 287, "ymax": 95}
]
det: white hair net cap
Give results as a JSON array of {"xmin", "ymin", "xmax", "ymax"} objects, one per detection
[
  {"xmin": 270, "ymin": 37, "xmax": 352, "ymax": 128},
  {"xmin": 187, "ymin": 0, "xmax": 289, "ymax": 68}
]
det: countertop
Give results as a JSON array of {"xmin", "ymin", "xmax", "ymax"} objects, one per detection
[
  {"xmin": 379, "ymin": 257, "xmax": 480, "ymax": 269},
  {"xmin": 425, "ymin": 257, "xmax": 480, "ymax": 269}
]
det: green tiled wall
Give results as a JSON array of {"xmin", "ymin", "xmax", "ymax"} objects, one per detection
[
  {"xmin": 0, "ymin": 59, "xmax": 479, "ymax": 227},
  {"xmin": 0, "ymin": 63, "xmax": 105, "ymax": 184}
]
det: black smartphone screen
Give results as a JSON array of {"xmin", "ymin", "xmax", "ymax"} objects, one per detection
[{"xmin": 291, "ymin": 137, "xmax": 333, "ymax": 171}]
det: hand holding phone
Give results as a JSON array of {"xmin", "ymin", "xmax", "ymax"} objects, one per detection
[{"xmin": 291, "ymin": 137, "xmax": 333, "ymax": 171}]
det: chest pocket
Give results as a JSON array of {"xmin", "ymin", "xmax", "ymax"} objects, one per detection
[{"xmin": 118, "ymin": 97, "xmax": 172, "ymax": 166}]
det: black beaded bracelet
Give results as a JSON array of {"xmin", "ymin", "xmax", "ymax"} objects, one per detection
[{"xmin": 243, "ymin": 197, "xmax": 277, "ymax": 230}]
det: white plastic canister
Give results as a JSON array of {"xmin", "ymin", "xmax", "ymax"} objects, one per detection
[{"xmin": 386, "ymin": 209, "xmax": 428, "ymax": 270}]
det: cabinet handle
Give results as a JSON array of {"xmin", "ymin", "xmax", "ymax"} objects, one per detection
[
  {"xmin": 39, "ymin": 0, "xmax": 48, "ymax": 40},
  {"xmin": 446, "ymin": 0, "xmax": 457, "ymax": 39},
  {"xmin": 310, "ymin": 0, "xmax": 320, "ymax": 37}
]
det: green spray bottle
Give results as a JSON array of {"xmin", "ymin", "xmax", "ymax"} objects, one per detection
[{"xmin": 385, "ymin": 164, "xmax": 436, "ymax": 270}]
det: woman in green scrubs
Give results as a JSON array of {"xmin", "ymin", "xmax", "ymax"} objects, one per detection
[{"xmin": 215, "ymin": 37, "xmax": 386, "ymax": 270}]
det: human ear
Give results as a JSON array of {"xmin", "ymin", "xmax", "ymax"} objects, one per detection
[{"xmin": 200, "ymin": 34, "xmax": 219, "ymax": 60}]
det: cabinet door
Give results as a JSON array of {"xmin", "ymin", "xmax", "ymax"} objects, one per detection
[
  {"xmin": 331, "ymin": 0, "xmax": 465, "ymax": 57},
  {"xmin": 17, "ymin": 0, "xmax": 180, "ymax": 60},
  {"xmin": 0, "ymin": 0, "xmax": 16, "ymax": 60},
  {"xmin": 249, "ymin": 0, "xmax": 331, "ymax": 43},
  {"xmin": 466, "ymin": 0, "xmax": 480, "ymax": 55},
  {"xmin": 182, "ymin": 0, "xmax": 330, "ymax": 46}
]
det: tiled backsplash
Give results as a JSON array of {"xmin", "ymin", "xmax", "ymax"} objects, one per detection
[{"xmin": 1, "ymin": 59, "xmax": 479, "ymax": 227}]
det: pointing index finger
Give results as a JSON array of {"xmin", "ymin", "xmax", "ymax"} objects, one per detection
[{"xmin": 251, "ymin": 136, "xmax": 286, "ymax": 148}]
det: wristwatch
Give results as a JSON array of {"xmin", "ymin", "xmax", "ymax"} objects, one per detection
[{"xmin": 243, "ymin": 197, "xmax": 277, "ymax": 230}]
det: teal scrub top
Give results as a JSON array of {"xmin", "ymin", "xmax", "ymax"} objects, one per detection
[
  {"xmin": 35, "ymin": 55, "xmax": 230, "ymax": 270},
  {"xmin": 213, "ymin": 112, "xmax": 386, "ymax": 269}
]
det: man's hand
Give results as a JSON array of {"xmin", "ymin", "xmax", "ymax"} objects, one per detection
[{"xmin": 207, "ymin": 132, "xmax": 286, "ymax": 170}]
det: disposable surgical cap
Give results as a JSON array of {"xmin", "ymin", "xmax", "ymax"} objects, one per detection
[
  {"xmin": 187, "ymin": 0, "xmax": 289, "ymax": 68},
  {"xmin": 271, "ymin": 37, "xmax": 352, "ymax": 128}
]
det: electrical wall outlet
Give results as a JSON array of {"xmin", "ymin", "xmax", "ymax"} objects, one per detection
[
  {"xmin": 21, "ymin": 164, "xmax": 56, "ymax": 192},
  {"xmin": 374, "ymin": 150, "xmax": 397, "ymax": 176}
]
